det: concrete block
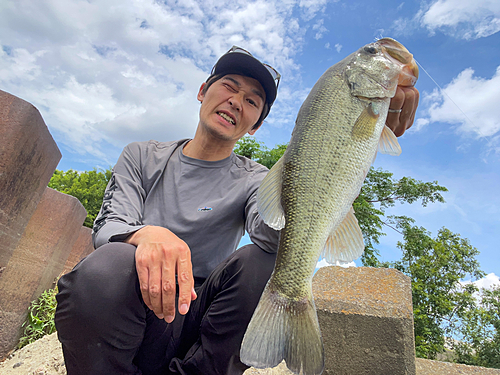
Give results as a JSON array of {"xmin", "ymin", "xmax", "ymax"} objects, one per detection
[
  {"xmin": 245, "ymin": 359, "xmax": 500, "ymax": 375},
  {"xmin": 0, "ymin": 90, "xmax": 61, "ymax": 272},
  {"xmin": 312, "ymin": 266, "xmax": 415, "ymax": 375},
  {"xmin": 61, "ymin": 226, "xmax": 94, "ymax": 275},
  {"xmin": 415, "ymin": 358, "xmax": 500, "ymax": 375},
  {"xmin": 0, "ymin": 187, "xmax": 86, "ymax": 359}
]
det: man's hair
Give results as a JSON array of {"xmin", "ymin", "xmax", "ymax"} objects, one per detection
[{"xmin": 202, "ymin": 74, "xmax": 270, "ymax": 130}]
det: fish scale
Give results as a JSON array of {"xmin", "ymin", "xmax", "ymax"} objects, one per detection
[{"xmin": 241, "ymin": 38, "xmax": 419, "ymax": 375}]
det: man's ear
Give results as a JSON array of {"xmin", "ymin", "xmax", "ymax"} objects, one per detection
[
  {"xmin": 248, "ymin": 122, "xmax": 262, "ymax": 135},
  {"xmin": 197, "ymin": 82, "xmax": 207, "ymax": 102}
]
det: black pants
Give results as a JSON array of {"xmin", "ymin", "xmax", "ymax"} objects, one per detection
[{"xmin": 55, "ymin": 243, "xmax": 276, "ymax": 375}]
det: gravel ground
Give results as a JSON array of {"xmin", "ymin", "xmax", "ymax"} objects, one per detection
[
  {"xmin": 0, "ymin": 333, "xmax": 291, "ymax": 375},
  {"xmin": 0, "ymin": 334, "xmax": 66, "ymax": 375}
]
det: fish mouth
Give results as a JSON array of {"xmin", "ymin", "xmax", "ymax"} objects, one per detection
[
  {"xmin": 217, "ymin": 111, "xmax": 236, "ymax": 125},
  {"xmin": 378, "ymin": 38, "xmax": 419, "ymax": 87}
]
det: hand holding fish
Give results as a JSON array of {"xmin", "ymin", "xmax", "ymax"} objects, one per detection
[{"xmin": 387, "ymin": 85, "xmax": 420, "ymax": 137}]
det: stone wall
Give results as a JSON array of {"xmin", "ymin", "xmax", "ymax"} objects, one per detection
[{"xmin": 0, "ymin": 90, "xmax": 94, "ymax": 360}]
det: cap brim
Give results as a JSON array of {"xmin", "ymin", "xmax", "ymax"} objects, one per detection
[{"xmin": 213, "ymin": 52, "xmax": 277, "ymax": 105}]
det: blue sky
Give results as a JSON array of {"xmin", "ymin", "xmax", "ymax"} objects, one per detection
[{"xmin": 1, "ymin": 0, "xmax": 499, "ymax": 289}]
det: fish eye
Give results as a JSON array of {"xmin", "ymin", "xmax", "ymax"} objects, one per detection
[{"xmin": 364, "ymin": 46, "xmax": 378, "ymax": 54}]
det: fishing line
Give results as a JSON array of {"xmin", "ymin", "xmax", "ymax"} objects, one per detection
[
  {"xmin": 374, "ymin": 35, "xmax": 477, "ymax": 130},
  {"xmin": 415, "ymin": 59, "xmax": 477, "ymax": 130}
]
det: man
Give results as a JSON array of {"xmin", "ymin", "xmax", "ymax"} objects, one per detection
[{"xmin": 55, "ymin": 46, "xmax": 419, "ymax": 375}]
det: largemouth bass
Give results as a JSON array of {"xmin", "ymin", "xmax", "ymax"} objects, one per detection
[{"xmin": 240, "ymin": 38, "xmax": 419, "ymax": 375}]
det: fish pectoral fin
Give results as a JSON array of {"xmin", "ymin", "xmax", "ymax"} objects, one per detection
[
  {"xmin": 256, "ymin": 155, "xmax": 285, "ymax": 230},
  {"xmin": 378, "ymin": 124, "xmax": 402, "ymax": 156},
  {"xmin": 241, "ymin": 285, "xmax": 324, "ymax": 375},
  {"xmin": 322, "ymin": 207, "xmax": 365, "ymax": 263},
  {"xmin": 352, "ymin": 102, "xmax": 380, "ymax": 140}
]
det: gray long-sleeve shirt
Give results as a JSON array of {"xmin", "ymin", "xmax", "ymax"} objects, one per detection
[{"xmin": 92, "ymin": 139, "xmax": 279, "ymax": 279}]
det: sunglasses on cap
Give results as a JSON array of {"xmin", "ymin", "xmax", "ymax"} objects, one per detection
[{"xmin": 212, "ymin": 45, "xmax": 281, "ymax": 89}]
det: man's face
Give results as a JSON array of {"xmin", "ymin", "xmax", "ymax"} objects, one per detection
[{"xmin": 197, "ymin": 74, "xmax": 266, "ymax": 144}]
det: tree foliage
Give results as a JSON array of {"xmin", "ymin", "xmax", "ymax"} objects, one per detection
[
  {"xmin": 388, "ymin": 219, "xmax": 485, "ymax": 358},
  {"xmin": 452, "ymin": 286, "xmax": 500, "ymax": 368},
  {"xmin": 48, "ymin": 168, "xmax": 112, "ymax": 228},
  {"xmin": 234, "ymin": 136, "xmax": 287, "ymax": 169},
  {"xmin": 353, "ymin": 167, "xmax": 448, "ymax": 267}
]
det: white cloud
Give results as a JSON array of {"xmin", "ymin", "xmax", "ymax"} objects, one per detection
[
  {"xmin": 474, "ymin": 273, "xmax": 500, "ymax": 290},
  {"xmin": 416, "ymin": 66, "xmax": 500, "ymax": 149},
  {"xmin": 461, "ymin": 273, "xmax": 500, "ymax": 303},
  {"xmin": 413, "ymin": 117, "xmax": 430, "ymax": 132},
  {"xmin": 299, "ymin": 0, "xmax": 330, "ymax": 21},
  {"xmin": 421, "ymin": 0, "xmax": 500, "ymax": 40},
  {"xmin": 391, "ymin": 0, "xmax": 500, "ymax": 40},
  {"xmin": 0, "ymin": 0, "xmax": 335, "ymax": 162},
  {"xmin": 312, "ymin": 19, "xmax": 328, "ymax": 40},
  {"xmin": 334, "ymin": 43, "xmax": 342, "ymax": 53}
]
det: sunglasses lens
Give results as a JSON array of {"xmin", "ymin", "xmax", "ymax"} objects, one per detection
[
  {"xmin": 263, "ymin": 64, "xmax": 281, "ymax": 82},
  {"xmin": 226, "ymin": 46, "xmax": 281, "ymax": 86}
]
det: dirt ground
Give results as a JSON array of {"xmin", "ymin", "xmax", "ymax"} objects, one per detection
[
  {"xmin": 0, "ymin": 333, "xmax": 292, "ymax": 375},
  {"xmin": 0, "ymin": 333, "xmax": 66, "ymax": 375}
]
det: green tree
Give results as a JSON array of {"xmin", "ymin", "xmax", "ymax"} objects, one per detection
[
  {"xmin": 453, "ymin": 286, "xmax": 500, "ymax": 368},
  {"xmin": 234, "ymin": 136, "xmax": 287, "ymax": 169},
  {"xmin": 353, "ymin": 168, "xmax": 448, "ymax": 267},
  {"xmin": 48, "ymin": 168, "xmax": 112, "ymax": 228},
  {"xmin": 388, "ymin": 219, "xmax": 485, "ymax": 359},
  {"xmin": 257, "ymin": 143, "xmax": 287, "ymax": 169},
  {"xmin": 233, "ymin": 136, "xmax": 265, "ymax": 160}
]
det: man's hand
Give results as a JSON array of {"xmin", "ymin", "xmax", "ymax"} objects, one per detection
[
  {"xmin": 386, "ymin": 86, "xmax": 420, "ymax": 137},
  {"xmin": 126, "ymin": 225, "xmax": 197, "ymax": 323}
]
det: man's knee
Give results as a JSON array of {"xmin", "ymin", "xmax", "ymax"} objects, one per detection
[{"xmin": 56, "ymin": 242, "xmax": 140, "ymax": 328}]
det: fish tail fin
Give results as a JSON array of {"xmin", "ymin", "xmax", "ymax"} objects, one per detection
[{"xmin": 241, "ymin": 282, "xmax": 324, "ymax": 375}]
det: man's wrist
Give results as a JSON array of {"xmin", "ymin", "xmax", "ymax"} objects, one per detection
[{"xmin": 124, "ymin": 225, "xmax": 149, "ymax": 245}]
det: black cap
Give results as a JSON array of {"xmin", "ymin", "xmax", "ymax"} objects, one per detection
[{"xmin": 211, "ymin": 50, "xmax": 279, "ymax": 107}]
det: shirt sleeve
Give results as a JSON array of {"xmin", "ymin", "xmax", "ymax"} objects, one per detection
[
  {"xmin": 92, "ymin": 142, "xmax": 147, "ymax": 248},
  {"xmin": 244, "ymin": 168, "xmax": 280, "ymax": 253}
]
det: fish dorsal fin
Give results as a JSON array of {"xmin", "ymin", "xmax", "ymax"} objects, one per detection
[
  {"xmin": 378, "ymin": 124, "xmax": 402, "ymax": 156},
  {"xmin": 256, "ymin": 156, "xmax": 285, "ymax": 230},
  {"xmin": 322, "ymin": 207, "xmax": 365, "ymax": 263},
  {"xmin": 352, "ymin": 103, "xmax": 380, "ymax": 140}
]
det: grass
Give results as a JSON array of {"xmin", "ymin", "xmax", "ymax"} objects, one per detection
[{"xmin": 17, "ymin": 285, "xmax": 58, "ymax": 349}]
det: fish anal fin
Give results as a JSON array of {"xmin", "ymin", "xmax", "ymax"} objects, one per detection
[
  {"xmin": 352, "ymin": 103, "xmax": 380, "ymax": 140},
  {"xmin": 241, "ymin": 283, "xmax": 324, "ymax": 375},
  {"xmin": 322, "ymin": 207, "xmax": 365, "ymax": 263},
  {"xmin": 257, "ymin": 156, "xmax": 285, "ymax": 230},
  {"xmin": 378, "ymin": 124, "xmax": 402, "ymax": 156}
]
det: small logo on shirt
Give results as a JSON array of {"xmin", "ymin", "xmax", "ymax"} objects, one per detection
[{"xmin": 198, "ymin": 206, "xmax": 213, "ymax": 212}]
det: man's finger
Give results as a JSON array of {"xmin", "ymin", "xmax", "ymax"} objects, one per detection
[
  {"xmin": 161, "ymin": 248, "xmax": 177, "ymax": 323},
  {"xmin": 386, "ymin": 87, "xmax": 405, "ymax": 135},
  {"xmin": 387, "ymin": 86, "xmax": 419, "ymax": 137},
  {"xmin": 399, "ymin": 87, "xmax": 418, "ymax": 129},
  {"xmin": 148, "ymin": 262, "xmax": 164, "ymax": 319},
  {"xmin": 135, "ymin": 248, "xmax": 152, "ymax": 310},
  {"xmin": 176, "ymin": 245, "xmax": 194, "ymax": 316}
]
